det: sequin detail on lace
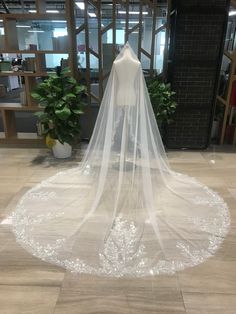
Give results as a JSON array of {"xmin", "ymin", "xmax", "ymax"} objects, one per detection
[
  {"xmin": 11, "ymin": 170, "xmax": 230, "ymax": 277},
  {"xmin": 99, "ymin": 215, "xmax": 148, "ymax": 276}
]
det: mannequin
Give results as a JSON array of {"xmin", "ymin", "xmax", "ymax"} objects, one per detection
[
  {"xmin": 113, "ymin": 44, "xmax": 140, "ymax": 169},
  {"xmin": 114, "ymin": 43, "xmax": 140, "ymax": 106}
]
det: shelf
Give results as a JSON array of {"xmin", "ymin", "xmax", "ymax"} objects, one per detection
[
  {"xmin": 0, "ymin": 50, "xmax": 69, "ymax": 54},
  {"xmin": 0, "ymin": 71, "xmax": 56, "ymax": 76},
  {"xmin": 0, "ymin": 13, "xmax": 66, "ymax": 20},
  {"xmin": 0, "ymin": 103, "xmax": 41, "ymax": 111},
  {"xmin": 0, "ymin": 132, "xmax": 45, "ymax": 144},
  {"xmin": 0, "ymin": 2, "xmax": 75, "ymax": 146},
  {"xmin": 0, "ymin": 137, "xmax": 44, "ymax": 145}
]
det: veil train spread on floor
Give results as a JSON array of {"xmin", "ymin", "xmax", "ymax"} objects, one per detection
[{"xmin": 12, "ymin": 43, "xmax": 230, "ymax": 277}]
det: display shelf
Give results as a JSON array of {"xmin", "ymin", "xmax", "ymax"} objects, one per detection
[
  {"xmin": 0, "ymin": 103, "xmax": 41, "ymax": 111},
  {"xmin": 0, "ymin": 135, "xmax": 44, "ymax": 145},
  {"xmin": 217, "ymin": 0, "xmax": 236, "ymax": 145},
  {"xmin": 0, "ymin": 71, "xmax": 56, "ymax": 76},
  {"xmin": 218, "ymin": 49, "xmax": 236, "ymax": 144},
  {"xmin": 0, "ymin": 0, "xmax": 77, "ymax": 146},
  {"xmin": 0, "ymin": 50, "xmax": 68, "ymax": 54},
  {"xmin": 0, "ymin": 107, "xmax": 43, "ymax": 144},
  {"xmin": 0, "ymin": 132, "xmax": 42, "ymax": 139}
]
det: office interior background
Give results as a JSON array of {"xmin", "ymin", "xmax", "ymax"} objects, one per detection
[{"xmin": 0, "ymin": 0, "xmax": 234, "ymax": 149}]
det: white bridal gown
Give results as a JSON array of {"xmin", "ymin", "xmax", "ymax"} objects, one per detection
[{"xmin": 12, "ymin": 43, "xmax": 230, "ymax": 277}]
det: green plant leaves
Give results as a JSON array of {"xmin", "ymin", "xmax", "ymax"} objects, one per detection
[
  {"xmin": 55, "ymin": 106, "xmax": 71, "ymax": 120},
  {"xmin": 60, "ymin": 67, "xmax": 71, "ymax": 75},
  {"xmin": 147, "ymin": 77, "xmax": 177, "ymax": 127},
  {"xmin": 72, "ymin": 108, "xmax": 84, "ymax": 115},
  {"xmin": 33, "ymin": 68, "xmax": 86, "ymax": 145},
  {"xmin": 55, "ymin": 100, "xmax": 65, "ymax": 109},
  {"xmin": 34, "ymin": 112, "xmax": 50, "ymax": 123},
  {"xmin": 31, "ymin": 92, "xmax": 43, "ymax": 101},
  {"xmin": 62, "ymin": 93, "xmax": 76, "ymax": 101},
  {"xmin": 74, "ymin": 85, "xmax": 86, "ymax": 94},
  {"xmin": 65, "ymin": 77, "xmax": 77, "ymax": 85}
]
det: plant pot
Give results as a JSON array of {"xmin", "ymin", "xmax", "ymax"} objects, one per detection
[{"xmin": 52, "ymin": 140, "xmax": 72, "ymax": 158}]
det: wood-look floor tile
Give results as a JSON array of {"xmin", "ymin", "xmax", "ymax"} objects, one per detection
[
  {"xmin": 183, "ymin": 292, "xmax": 236, "ymax": 314},
  {"xmin": 178, "ymin": 260, "xmax": 236, "ymax": 294},
  {"xmin": 0, "ymin": 226, "xmax": 62, "ymax": 271},
  {"xmin": 54, "ymin": 273, "xmax": 186, "ymax": 314},
  {"xmin": 0, "ymin": 265, "xmax": 64, "ymax": 286},
  {"xmin": 0, "ymin": 285, "xmax": 60, "ymax": 314},
  {"xmin": 0, "ymin": 148, "xmax": 235, "ymax": 314}
]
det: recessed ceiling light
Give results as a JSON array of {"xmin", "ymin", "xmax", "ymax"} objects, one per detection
[
  {"xmin": 46, "ymin": 10, "xmax": 59, "ymax": 13},
  {"xmin": 76, "ymin": 2, "xmax": 85, "ymax": 10},
  {"xmin": 28, "ymin": 30, "xmax": 45, "ymax": 33},
  {"xmin": 118, "ymin": 11, "xmax": 148, "ymax": 15},
  {"xmin": 28, "ymin": 9, "xmax": 37, "ymax": 13},
  {"xmin": 16, "ymin": 25, "xmax": 31, "ymax": 28},
  {"xmin": 229, "ymin": 10, "xmax": 236, "ymax": 16},
  {"xmin": 52, "ymin": 20, "xmax": 67, "ymax": 23},
  {"xmin": 88, "ymin": 12, "xmax": 96, "ymax": 17},
  {"xmin": 120, "ymin": 21, "xmax": 141, "ymax": 24}
]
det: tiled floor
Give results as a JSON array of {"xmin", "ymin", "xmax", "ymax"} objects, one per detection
[{"xmin": 0, "ymin": 146, "xmax": 235, "ymax": 314}]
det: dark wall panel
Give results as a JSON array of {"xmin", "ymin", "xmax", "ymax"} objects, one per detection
[{"xmin": 166, "ymin": 0, "xmax": 229, "ymax": 148}]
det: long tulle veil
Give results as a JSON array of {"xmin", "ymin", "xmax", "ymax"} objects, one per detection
[{"xmin": 12, "ymin": 43, "xmax": 230, "ymax": 277}]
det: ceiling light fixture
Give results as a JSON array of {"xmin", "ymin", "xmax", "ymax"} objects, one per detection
[
  {"xmin": 28, "ymin": 9, "xmax": 36, "ymax": 13},
  {"xmin": 46, "ymin": 10, "xmax": 59, "ymax": 13},
  {"xmin": 28, "ymin": 30, "xmax": 45, "ymax": 33},
  {"xmin": 16, "ymin": 25, "xmax": 31, "ymax": 28},
  {"xmin": 120, "ymin": 21, "xmax": 142, "ymax": 24},
  {"xmin": 76, "ymin": 2, "xmax": 85, "ymax": 10},
  {"xmin": 229, "ymin": 10, "xmax": 236, "ymax": 16},
  {"xmin": 88, "ymin": 12, "xmax": 96, "ymax": 17},
  {"xmin": 118, "ymin": 11, "xmax": 148, "ymax": 15},
  {"xmin": 52, "ymin": 20, "xmax": 67, "ymax": 23}
]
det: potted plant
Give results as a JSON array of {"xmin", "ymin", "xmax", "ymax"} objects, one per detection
[
  {"xmin": 32, "ymin": 68, "xmax": 86, "ymax": 158},
  {"xmin": 147, "ymin": 77, "xmax": 177, "ymax": 140}
]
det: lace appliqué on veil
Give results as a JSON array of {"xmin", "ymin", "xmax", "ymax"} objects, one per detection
[{"xmin": 12, "ymin": 177, "xmax": 230, "ymax": 277}]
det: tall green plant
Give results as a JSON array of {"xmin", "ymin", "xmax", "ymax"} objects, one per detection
[
  {"xmin": 147, "ymin": 78, "xmax": 177, "ymax": 126},
  {"xmin": 32, "ymin": 68, "xmax": 86, "ymax": 146}
]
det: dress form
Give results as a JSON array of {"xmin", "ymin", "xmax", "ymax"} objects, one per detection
[
  {"xmin": 114, "ymin": 44, "xmax": 140, "ymax": 106},
  {"xmin": 113, "ymin": 45, "xmax": 140, "ymax": 169}
]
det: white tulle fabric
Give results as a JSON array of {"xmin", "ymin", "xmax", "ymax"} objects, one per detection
[{"xmin": 12, "ymin": 43, "xmax": 230, "ymax": 277}]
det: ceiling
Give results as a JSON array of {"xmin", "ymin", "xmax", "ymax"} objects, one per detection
[{"xmin": 0, "ymin": 1, "xmax": 167, "ymax": 14}]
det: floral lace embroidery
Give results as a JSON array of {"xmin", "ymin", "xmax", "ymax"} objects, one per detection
[{"xmin": 11, "ymin": 171, "xmax": 230, "ymax": 277}]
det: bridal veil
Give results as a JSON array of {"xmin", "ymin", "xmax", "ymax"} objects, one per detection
[{"xmin": 12, "ymin": 43, "xmax": 230, "ymax": 277}]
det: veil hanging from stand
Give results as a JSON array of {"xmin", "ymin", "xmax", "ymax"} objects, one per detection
[{"xmin": 12, "ymin": 43, "xmax": 230, "ymax": 277}]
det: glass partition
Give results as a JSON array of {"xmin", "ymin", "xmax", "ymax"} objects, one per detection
[
  {"xmin": 75, "ymin": 1, "xmax": 168, "ymax": 105},
  {"xmin": 16, "ymin": 20, "xmax": 68, "ymax": 51}
]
